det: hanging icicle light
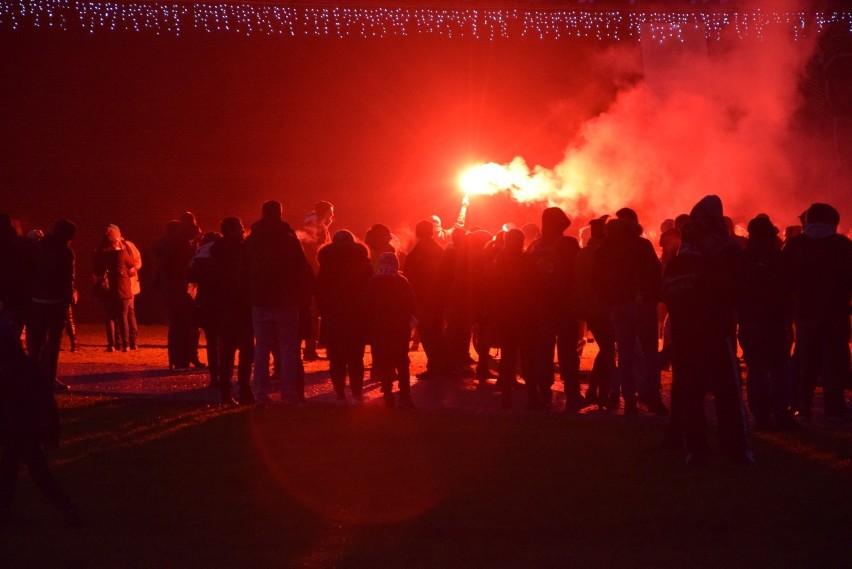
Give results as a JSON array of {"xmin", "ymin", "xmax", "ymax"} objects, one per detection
[{"xmin": 0, "ymin": 1, "xmax": 850, "ymax": 41}]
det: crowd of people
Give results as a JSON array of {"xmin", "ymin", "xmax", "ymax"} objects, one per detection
[{"xmin": 0, "ymin": 193, "xmax": 851, "ymax": 520}]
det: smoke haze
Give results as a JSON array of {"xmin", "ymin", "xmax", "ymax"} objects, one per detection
[{"xmin": 471, "ymin": 3, "xmax": 845, "ymax": 231}]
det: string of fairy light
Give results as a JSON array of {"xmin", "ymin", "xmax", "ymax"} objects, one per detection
[{"xmin": 1, "ymin": 1, "xmax": 851, "ymax": 41}]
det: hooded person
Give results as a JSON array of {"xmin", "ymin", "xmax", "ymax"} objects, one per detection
[
  {"xmin": 782, "ymin": 202, "xmax": 852, "ymax": 421},
  {"xmin": 366, "ymin": 252, "xmax": 416, "ymax": 409},
  {"xmin": 316, "ymin": 229, "xmax": 372, "ymax": 403},
  {"xmin": 524, "ymin": 207, "xmax": 583, "ymax": 410},
  {"xmin": 593, "ymin": 209, "xmax": 667, "ymax": 416},
  {"xmin": 662, "ymin": 196, "xmax": 753, "ymax": 467}
]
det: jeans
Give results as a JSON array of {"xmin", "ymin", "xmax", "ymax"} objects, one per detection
[
  {"xmin": 105, "ymin": 298, "xmax": 131, "ymax": 349},
  {"xmin": 26, "ymin": 301, "xmax": 68, "ymax": 383},
  {"xmin": 252, "ymin": 305, "xmax": 300, "ymax": 402},
  {"xmin": 610, "ymin": 301, "xmax": 661, "ymax": 404},
  {"xmin": 127, "ymin": 296, "xmax": 139, "ymax": 347}
]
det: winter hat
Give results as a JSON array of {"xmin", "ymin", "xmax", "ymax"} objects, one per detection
[
  {"xmin": 377, "ymin": 252, "xmax": 399, "ymax": 275},
  {"xmin": 747, "ymin": 216, "xmax": 779, "ymax": 246},
  {"xmin": 53, "ymin": 219, "xmax": 77, "ymax": 242},
  {"xmin": 804, "ymin": 203, "xmax": 840, "ymax": 226}
]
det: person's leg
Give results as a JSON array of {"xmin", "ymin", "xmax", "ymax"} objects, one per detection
[
  {"xmin": 713, "ymin": 338, "xmax": 752, "ymax": 462},
  {"xmin": 327, "ymin": 341, "xmax": 346, "ymax": 399},
  {"xmin": 41, "ymin": 302, "xmax": 68, "ymax": 383},
  {"xmin": 217, "ymin": 327, "xmax": 237, "ymax": 402},
  {"xmin": 557, "ymin": 317, "xmax": 582, "ymax": 405},
  {"xmin": 588, "ymin": 316, "xmax": 616, "ymax": 408},
  {"xmin": 252, "ymin": 307, "xmax": 275, "ymax": 398},
  {"xmin": 127, "ymin": 296, "xmax": 139, "ymax": 349},
  {"xmin": 348, "ymin": 339, "xmax": 366, "ymax": 398},
  {"xmin": 610, "ymin": 302, "xmax": 637, "ymax": 411},
  {"xmin": 117, "ymin": 298, "xmax": 131, "ymax": 351},
  {"xmin": 274, "ymin": 306, "xmax": 301, "ymax": 404},
  {"xmin": 105, "ymin": 300, "xmax": 118, "ymax": 351},
  {"xmin": 636, "ymin": 301, "xmax": 664, "ymax": 411},
  {"xmin": 236, "ymin": 328, "xmax": 255, "ymax": 403},
  {"xmin": 25, "ymin": 303, "xmax": 49, "ymax": 368},
  {"xmin": 793, "ymin": 323, "xmax": 820, "ymax": 419},
  {"xmin": 821, "ymin": 321, "xmax": 852, "ymax": 417},
  {"xmin": 64, "ymin": 303, "xmax": 77, "ymax": 352}
]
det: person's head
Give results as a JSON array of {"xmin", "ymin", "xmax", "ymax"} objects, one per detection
[
  {"xmin": 589, "ymin": 215, "xmax": 608, "ymax": 240},
  {"xmin": 220, "ymin": 217, "xmax": 245, "ymax": 241},
  {"xmin": 689, "ymin": 195, "xmax": 727, "ymax": 238},
  {"xmin": 52, "ymin": 219, "xmax": 76, "ymax": 242},
  {"xmin": 26, "ymin": 229, "xmax": 44, "ymax": 242},
  {"xmin": 660, "ymin": 218, "xmax": 675, "ymax": 234},
  {"xmin": 415, "ymin": 219, "xmax": 434, "ymax": 240},
  {"xmin": 803, "ymin": 202, "xmax": 840, "ymax": 227},
  {"xmin": 364, "ymin": 224, "xmax": 392, "ymax": 249},
  {"xmin": 541, "ymin": 207, "xmax": 570, "ymax": 238},
  {"xmin": 261, "ymin": 200, "xmax": 283, "ymax": 221},
  {"xmin": 332, "ymin": 229, "xmax": 355, "ymax": 245},
  {"xmin": 521, "ymin": 222, "xmax": 541, "ymax": 247},
  {"xmin": 105, "ymin": 223, "xmax": 121, "ymax": 243},
  {"xmin": 615, "ymin": 207, "xmax": 639, "ymax": 225},
  {"xmin": 504, "ymin": 228, "xmax": 525, "ymax": 252},
  {"xmin": 746, "ymin": 215, "xmax": 779, "ymax": 249},
  {"xmin": 674, "ymin": 213, "xmax": 690, "ymax": 231},
  {"xmin": 315, "ymin": 201, "xmax": 334, "ymax": 225}
]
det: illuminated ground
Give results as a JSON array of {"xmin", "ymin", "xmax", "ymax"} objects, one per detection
[{"xmin": 57, "ymin": 323, "xmax": 662, "ymax": 415}]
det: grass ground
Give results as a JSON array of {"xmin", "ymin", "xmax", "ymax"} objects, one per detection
[{"xmin": 2, "ymin": 393, "xmax": 851, "ymax": 568}]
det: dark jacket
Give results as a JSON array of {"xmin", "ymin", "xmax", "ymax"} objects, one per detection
[
  {"xmin": 93, "ymin": 243, "xmax": 135, "ymax": 301},
  {"xmin": 153, "ymin": 233, "xmax": 196, "ymax": 297},
  {"xmin": 403, "ymin": 237, "xmax": 444, "ymax": 314},
  {"xmin": 31, "ymin": 234, "xmax": 75, "ymax": 304},
  {"xmin": 188, "ymin": 240, "xmax": 219, "ymax": 328},
  {"xmin": 492, "ymin": 247, "xmax": 541, "ymax": 335},
  {"xmin": 782, "ymin": 229, "xmax": 852, "ymax": 328},
  {"xmin": 738, "ymin": 242, "xmax": 793, "ymax": 330},
  {"xmin": 663, "ymin": 229, "xmax": 741, "ymax": 343},
  {"xmin": 594, "ymin": 220, "xmax": 661, "ymax": 306},
  {"xmin": 0, "ymin": 231, "xmax": 37, "ymax": 315},
  {"xmin": 242, "ymin": 218, "xmax": 312, "ymax": 308},
  {"xmin": 209, "ymin": 236, "xmax": 252, "ymax": 331},
  {"xmin": 316, "ymin": 240, "xmax": 373, "ymax": 345},
  {"xmin": 526, "ymin": 234, "xmax": 580, "ymax": 318},
  {"xmin": 366, "ymin": 273, "xmax": 416, "ymax": 345}
]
